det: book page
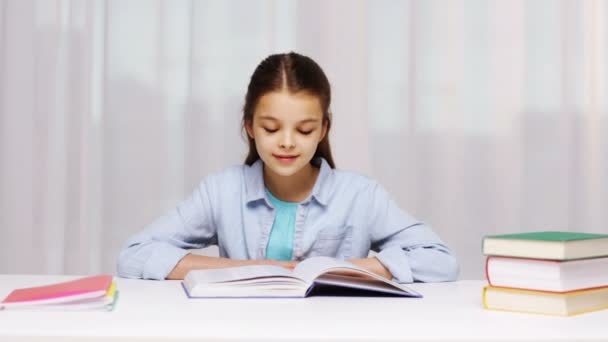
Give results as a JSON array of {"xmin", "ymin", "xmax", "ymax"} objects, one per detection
[
  {"xmin": 293, "ymin": 256, "xmax": 422, "ymax": 297},
  {"xmin": 292, "ymin": 256, "xmax": 363, "ymax": 283},
  {"xmin": 185, "ymin": 265, "xmax": 296, "ymax": 285},
  {"xmin": 313, "ymin": 274, "xmax": 418, "ymax": 296}
]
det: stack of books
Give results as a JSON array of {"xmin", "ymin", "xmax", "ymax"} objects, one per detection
[
  {"xmin": 481, "ymin": 231, "xmax": 608, "ymax": 316},
  {"xmin": 0, "ymin": 275, "xmax": 118, "ymax": 311}
]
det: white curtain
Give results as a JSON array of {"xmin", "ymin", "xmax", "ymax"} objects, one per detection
[{"xmin": 1, "ymin": 0, "xmax": 606, "ymax": 279}]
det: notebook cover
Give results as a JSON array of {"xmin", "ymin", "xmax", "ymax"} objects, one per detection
[
  {"xmin": 486, "ymin": 231, "xmax": 608, "ymax": 242},
  {"xmin": 1, "ymin": 275, "xmax": 113, "ymax": 304}
]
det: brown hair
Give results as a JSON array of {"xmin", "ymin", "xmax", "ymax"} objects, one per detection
[{"xmin": 242, "ymin": 52, "xmax": 335, "ymax": 168}]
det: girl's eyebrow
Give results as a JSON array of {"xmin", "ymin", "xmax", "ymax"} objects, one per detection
[
  {"xmin": 259, "ymin": 116, "xmax": 320, "ymax": 123},
  {"xmin": 258, "ymin": 116, "xmax": 278, "ymax": 121}
]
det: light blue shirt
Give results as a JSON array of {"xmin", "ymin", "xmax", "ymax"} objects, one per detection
[
  {"xmin": 117, "ymin": 158, "xmax": 459, "ymax": 283},
  {"xmin": 265, "ymin": 189, "xmax": 297, "ymax": 261}
]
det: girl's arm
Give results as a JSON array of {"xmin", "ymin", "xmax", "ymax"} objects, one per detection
[
  {"xmin": 166, "ymin": 254, "xmax": 297, "ymax": 280},
  {"xmin": 117, "ymin": 179, "xmax": 218, "ymax": 280},
  {"xmin": 366, "ymin": 182, "xmax": 460, "ymax": 283}
]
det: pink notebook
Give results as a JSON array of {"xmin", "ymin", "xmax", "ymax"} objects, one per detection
[{"xmin": 1, "ymin": 275, "xmax": 113, "ymax": 306}]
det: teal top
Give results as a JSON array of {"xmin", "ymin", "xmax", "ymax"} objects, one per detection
[{"xmin": 264, "ymin": 189, "xmax": 298, "ymax": 261}]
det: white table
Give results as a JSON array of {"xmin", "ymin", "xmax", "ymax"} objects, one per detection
[{"xmin": 0, "ymin": 275, "xmax": 606, "ymax": 341}]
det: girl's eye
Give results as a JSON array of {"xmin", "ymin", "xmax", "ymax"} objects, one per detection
[
  {"xmin": 299, "ymin": 130, "xmax": 313, "ymax": 135},
  {"xmin": 263, "ymin": 127, "xmax": 278, "ymax": 133}
]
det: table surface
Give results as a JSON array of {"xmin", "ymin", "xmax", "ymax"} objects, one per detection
[{"xmin": 1, "ymin": 275, "xmax": 607, "ymax": 341}]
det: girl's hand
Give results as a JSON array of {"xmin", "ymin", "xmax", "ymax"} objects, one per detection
[
  {"xmin": 252, "ymin": 259, "xmax": 299, "ymax": 270},
  {"xmin": 344, "ymin": 257, "xmax": 393, "ymax": 280},
  {"xmin": 167, "ymin": 255, "xmax": 299, "ymax": 280},
  {"xmin": 274, "ymin": 260, "xmax": 299, "ymax": 270}
]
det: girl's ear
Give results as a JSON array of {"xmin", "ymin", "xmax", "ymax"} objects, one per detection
[{"xmin": 245, "ymin": 119, "xmax": 255, "ymax": 139}]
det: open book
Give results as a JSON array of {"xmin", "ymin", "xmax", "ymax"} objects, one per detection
[{"xmin": 182, "ymin": 256, "xmax": 422, "ymax": 298}]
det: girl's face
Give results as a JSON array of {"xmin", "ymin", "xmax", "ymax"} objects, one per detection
[{"xmin": 246, "ymin": 90, "xmax": 327, "ymax": 177}]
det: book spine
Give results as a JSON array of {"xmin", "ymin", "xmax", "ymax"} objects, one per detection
[
  {"xmin": 485, "ymin": 256, "xmax": 493, "ymax": 286},
  {"xmin": 481, "ymin": 286, "xmax": 489, "ymax": 309}
]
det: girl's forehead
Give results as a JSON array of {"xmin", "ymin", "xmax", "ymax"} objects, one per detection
[{"xmin": 255, "ymin": 91, "xmax": 323, "ymax": 121}]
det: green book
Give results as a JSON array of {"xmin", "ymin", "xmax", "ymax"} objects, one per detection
[{"xmin": 482, "ymin": 231, "xmax": 608, "ymax": 260}]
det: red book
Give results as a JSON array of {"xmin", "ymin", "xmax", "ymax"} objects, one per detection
[
  {"xmin": 1, "ymin": 275, "xmax": 114, "ymax": 309},
  {"xmin": 485, "ymin": 256, "xmax": 608, "ymax": 293}
]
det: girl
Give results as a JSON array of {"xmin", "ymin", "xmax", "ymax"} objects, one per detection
[{"xmin": 117, "ymin": 52, "xmax": 459, "ymax": 283}]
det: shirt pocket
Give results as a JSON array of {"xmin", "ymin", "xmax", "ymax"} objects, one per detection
[{"xmin": 308, "ymin": 226, "xmax": 353, "ymax": 258}]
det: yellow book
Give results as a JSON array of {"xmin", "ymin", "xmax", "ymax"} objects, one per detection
[
  {"xmin": 483, "ymin": 285, "xmax": 608, "ymax": 316},
  {"xmin": 105, "ymin": 281, "xmax": 117, "ymax": 299}
]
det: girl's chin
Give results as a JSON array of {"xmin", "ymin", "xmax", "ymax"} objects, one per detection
[
  {"xmin": 263, "ymin": 159, "xmax": 310, "ymax": 177},
  {"xmin": 265, "ymin": 165, "xmax": 301, "ymax": 177}
]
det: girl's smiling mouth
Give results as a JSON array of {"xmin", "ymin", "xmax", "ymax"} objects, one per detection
[{"xmin": 273, "ymin": 154, "xmax": 299, "ymax": 163}]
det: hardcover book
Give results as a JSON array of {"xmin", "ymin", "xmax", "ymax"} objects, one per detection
[
  {"xmin": 483, "ymin": 285, "xmax": 608, "ymax": 316},
  {"xmin": 486, "ymin": 256, "xmax": 608, "ymax": 292},
  {"xmin": 482, "ymin": 231, "xmax": 608, "ymax": 260},
  {"xmin": 182, "ymin": 256, "xmax": 422, "ymax": 298}
]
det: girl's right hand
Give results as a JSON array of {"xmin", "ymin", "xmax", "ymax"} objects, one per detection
[{"xmin": 257, "ymin": 259, "xmax": 298, "ymax": 270}]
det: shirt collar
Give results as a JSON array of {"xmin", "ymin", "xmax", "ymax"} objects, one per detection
[{"xmin": 244, "ymin": 157, "xmax": 333, "ymax": 206}]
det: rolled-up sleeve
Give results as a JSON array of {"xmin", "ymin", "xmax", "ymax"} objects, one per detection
[
  {"xmin": 367, "ymin": 182, "xmax": 459, "ymax": 283},
  {"xmin": 117, "ymin": 179, "xmax": 217, "ymax": 280}
]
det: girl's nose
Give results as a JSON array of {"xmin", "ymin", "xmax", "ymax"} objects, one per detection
[{"xmin": 279, "ymin": 133, "xmax": 295, "ymax": 149}]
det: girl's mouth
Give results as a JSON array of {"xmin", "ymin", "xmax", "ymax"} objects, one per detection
[{"xmin": 273, "ymin": 154, "xmax": 299, "ymax": 163}]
